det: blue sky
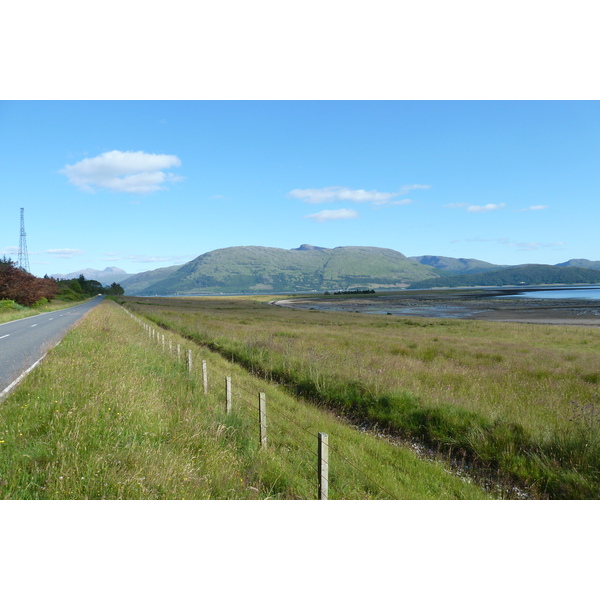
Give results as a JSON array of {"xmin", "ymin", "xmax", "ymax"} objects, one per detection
[{"xmin": 1, "ymin": 100, "xmax": 599, "ymax": 277}]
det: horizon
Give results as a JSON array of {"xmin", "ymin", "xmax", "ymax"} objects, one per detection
[{"xmin": 39, "ymin": 241, "xmax": 598, "ymax": 281}]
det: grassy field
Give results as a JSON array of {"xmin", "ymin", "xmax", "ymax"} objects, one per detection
[
  {"xmin": 0, "ymin": 300, "xmax": 488, "ymax": 499},
  {"xmin": 119, "ymin": 295, "xmax": 600, "ymax": 499}
]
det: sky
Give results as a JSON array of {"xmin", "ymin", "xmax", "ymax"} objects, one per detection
[{"xmin": 1, "ymin": 100, "xmax": 599, "ymax": 278}]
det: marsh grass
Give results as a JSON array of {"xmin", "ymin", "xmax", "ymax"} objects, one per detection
[
  {"xmin": 120, "ymin": 295, "xmax": 600, "ymax": 499},
  {"xmin": 0, "ymin": 300, "xmax": 487, "ymax": 499}
]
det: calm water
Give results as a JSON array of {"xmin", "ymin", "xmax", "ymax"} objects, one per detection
[{"xmin": 505, "ymin": 286, "xmax": 600, "ymax": 300}]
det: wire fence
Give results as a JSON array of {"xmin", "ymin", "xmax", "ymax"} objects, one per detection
[{"xmin": 119, "ymin": 303, "xmax": 399, "ymax": 500}]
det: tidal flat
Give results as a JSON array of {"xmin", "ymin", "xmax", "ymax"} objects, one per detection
[{"xmin": 274, "ymin": 288, "xmax": 600, "ymax": 326}]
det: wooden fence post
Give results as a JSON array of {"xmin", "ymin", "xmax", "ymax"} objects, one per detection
[
  {"xmin": 259, "ymin": 392, "xmax": 267, "ymax": 449},
  {"xmin": 318, "ymin": 432, "xmax": 329, "ymax": 500},
  {"xmin": 187, "ymin": 349, "xmax": 193, "ymax": 373},
  {"xmin": 202, "ymin": 360, "xmax": 208, "ymax": 394},
  {"xmin": 177, "ymin": 344, "xmax": 181, "ymax": 362},
  {"xmin": 162, "ymin": 334, "xmax": 165, "ymax": 350},
  {"xmin": 226, "ymin": 376, "xmax": 232, "ymax": 414}
]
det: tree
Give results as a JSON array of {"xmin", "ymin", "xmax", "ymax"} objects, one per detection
[
  {"xmin": 105, "ymin": 282, "xmax": 124, "ymax": 295},
  {"xmin": 0, "ymin": 257, "xmax": 58, "ymax": 306}
]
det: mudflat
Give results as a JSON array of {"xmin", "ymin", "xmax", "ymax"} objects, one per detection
[{"xmin": 274, "ymin": 288, "xmax": 600, "ymax": 326}]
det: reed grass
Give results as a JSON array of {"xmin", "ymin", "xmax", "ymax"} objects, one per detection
[{"xmin": 120, "ymin": 295, "xmax": 600, "ymax": 499}]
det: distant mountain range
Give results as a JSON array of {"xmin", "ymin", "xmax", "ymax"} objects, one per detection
[
  {"xmin": 56, "ymin": 247, "xmax": 600, "ymax": 295},
  {"xmin": 51, "ymin": 267, "xmax": 132, "ymax": 285},
  {"xmin": 129, "ymin": 245, "xmax": 439, "ymax": 295},
  {"xmin": 408, "ymin": 264, "xmax": 600, "ymax": 289}
]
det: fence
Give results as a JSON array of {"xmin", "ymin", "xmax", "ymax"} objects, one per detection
[{"xmin": 119, "ymin": 303, "xmax": 398, "ymax": 500}]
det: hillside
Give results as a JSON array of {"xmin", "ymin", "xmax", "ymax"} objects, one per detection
[
  {"xmin": 409, "ymin": 264, "xmax": 600, "ymax": 289},
  {"xmin": 409, "ymin": 255, "xmax": 507, "ymax": 274},
  {"xmin": 135, "ymin": 245, "xmax": 440, "ymax": 295},
  {"xmin": 120, "ymin": 264, "xmax": 184, "ymax": 295},
  {"xmin": 555, "ymin": 259, "xmax": 600, "ymax": 271}
]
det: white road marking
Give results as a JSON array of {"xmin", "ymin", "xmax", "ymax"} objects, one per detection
[
  {"xmin": 31, "ymin": 324, "xmax": 38, "ymax": 327},
  {"xmin": 0, "ymin": 334, "xmax": 9, "ymax": 340},
  {"xmin": 0, "ymin": 347, "xmax": 56, "ymax": 403}
]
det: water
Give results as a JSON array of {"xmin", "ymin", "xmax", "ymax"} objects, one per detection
[{"xmin": 504, "ymin": 286, "xmax": 600, "ymax": 300}]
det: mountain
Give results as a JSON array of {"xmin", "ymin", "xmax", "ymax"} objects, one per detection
[
  {"xmin": 51, "ymin": 267, "xmax": 131, "ymax": 285},
  {"xmin": 133, "ymin": 245, "xmax": 440, "ymax": 295},
  {"xmin": 409, "ymin": 264, "xmax": 600, "ymax": 289},
  {"xmin": 409, "ymin": 255, "xmax": 507, "ymax": 274},
  {"xmin": 555, "ymin": 259, "xmax": 600, "ymax": 271},
  {"xmin": 120, "ymin": 264, "xmax": 185, "ymax": 295}
]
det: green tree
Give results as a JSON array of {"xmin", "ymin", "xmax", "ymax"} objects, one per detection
[{"xmin": 105, "ymin": 282, "xmax": 124, "ymax": 295}]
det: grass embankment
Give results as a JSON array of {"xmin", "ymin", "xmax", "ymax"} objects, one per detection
[
  {"xmin": 0, "ymin": 300, "xmax": 487, "ymax": 499},
  {"xmin": 120, "ymin": 295, "xmax": 600, "ymax": 499},
  {"xmin": 0, "ymin": 299, "xmax": 90, "ymax": 325}
]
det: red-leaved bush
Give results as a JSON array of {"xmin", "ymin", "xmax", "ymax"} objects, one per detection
[{"xmin": 0, "ymin": 258, "xmax": 59, "ymax": 307}]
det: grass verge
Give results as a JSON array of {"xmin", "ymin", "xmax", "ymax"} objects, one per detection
[{"xmin": 0, "ymin": 299, "xmax": 90, "ymax": 325}]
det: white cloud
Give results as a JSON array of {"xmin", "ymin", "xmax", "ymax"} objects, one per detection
[
  {"xmin": 467, "ymin": 203, "xmax": 506, "ymax": 213},
  {"xmin": 61, "ymin": 150, "xmax": 183, "ymax": 194},
  {"xmin": 121, "ymin": 254, "xmax": 194, "ymax": 263},
  {"xmin": 304, "ymin": 209, "xmax": 359, "ymax": 223},
  {"xmin": 462, "ymin": 238, "xmax": 565, "ymax": 252},
  {"xmin": 289, "ymin": 184, "xmax": 428, "ymax": 207},
  {"xmin": 507, "ymin": 241, "xmax": 564, "ymax": 251},
  {"xmin": 388, "ymin": 198, "xmax": 414, "ymax": 206},
  {"xmin": 445, "ymin": 203, "xmax": 506, "ymax": 213},
  {"xmin": 515, "ymin": 205, "xmax": 549, "ymax": 212},
  {"xmin": 45, "ymin": 248, "xmax": 85, "ymax": 258}
]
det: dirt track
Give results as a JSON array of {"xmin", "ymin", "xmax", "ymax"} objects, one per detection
[{"xmin": 274, "ymin": 289, "xmax": 600, "ymax": 326}]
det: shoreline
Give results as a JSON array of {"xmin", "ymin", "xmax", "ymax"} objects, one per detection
[{"xmin": 273, "ymin": 289, "xmax": 600, "ymax": 326}]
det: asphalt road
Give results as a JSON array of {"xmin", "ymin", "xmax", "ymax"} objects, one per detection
[{"xmin": 0, "ymin": 295, "xmax": 105, "ymax": 401}]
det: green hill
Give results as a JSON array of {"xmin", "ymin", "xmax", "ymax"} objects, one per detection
[
  {"xmin": 409, "ymin": 264, "xmax": 600, "ymax": 289},
  {"xmin": 135, "ymin": 245, "xmax": 440, "ymax": 295},
  {"xmin": 409, "ymin": 255, "xmax": 507, "ymax": 274},
  {"xmin": 121, "ymin": 264, "xmax": 184, "ymax": 295},
  {"xmin": 555, "ymin": 259, "xmax": 600, "ymax": 271}
]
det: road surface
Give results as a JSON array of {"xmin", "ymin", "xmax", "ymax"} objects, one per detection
[{"xmin": 0, "ymin": 296, "xmax": 104, "ymax": 402}]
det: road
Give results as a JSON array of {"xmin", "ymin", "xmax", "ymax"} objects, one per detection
[{"xmin": 0, "ymin": 295, "xmax": 105, "ymax": 402}]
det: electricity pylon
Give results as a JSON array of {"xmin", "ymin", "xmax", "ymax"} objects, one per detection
[{"xmin": 18, "ymin": 207, "xmax": 30, "ymax": 272}]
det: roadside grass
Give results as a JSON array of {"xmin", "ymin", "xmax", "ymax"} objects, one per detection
[
  {"xmin": 0, "ymin": 299, "xmax": 90, "ymax": 325},
  {"xmin": 120, "ymin": 295, "xmax": 600, "ymax": 499},
  {"xmin": 0, "ymin": 300, "xmax": 488, "ymax": 500}
]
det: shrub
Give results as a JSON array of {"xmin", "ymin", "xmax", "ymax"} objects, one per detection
[
  {"xmin": 0, "ymin": 258, "xmax": 59, "ymax": 306},
  {"xmin": 32, "ymin": 297, "xmax": 49, "ymax": 308},
  {"xmin": 0, "ymin": 299, "xmax": 25, "ymax": 312}
]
